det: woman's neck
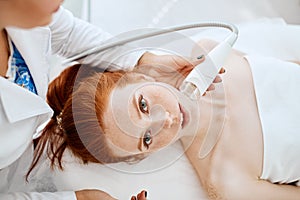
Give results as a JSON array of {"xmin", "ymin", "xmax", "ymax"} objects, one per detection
[
  {"xmin": 0, "ymin": 28, "xmax": 9, "ymax": 77},
  {"xmin": 180, "ymin": 92, "xmax": 227, "ymax": 155}
]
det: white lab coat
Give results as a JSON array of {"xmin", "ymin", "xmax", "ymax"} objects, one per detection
[{"xmin": 0, "ymin": 6, "xmax": 141, "ymax": 200}]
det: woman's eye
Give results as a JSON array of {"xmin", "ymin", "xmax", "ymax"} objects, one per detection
[
  {"xmin": 139, "ymin": 95, "xmax": 149, "ymax": 113},
  {"xmin": 143, "ymin": 130, "xmax": 152, "ymax": 149}
]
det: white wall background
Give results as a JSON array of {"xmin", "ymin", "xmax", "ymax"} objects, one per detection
[{"xmin": 63, "ymin": 0, "xmax": 300, "ymax": 35}]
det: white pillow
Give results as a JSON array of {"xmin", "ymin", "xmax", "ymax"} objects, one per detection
[{"xmin": 35, "ymin": 142, "xmax": 206, "ymax": 199}]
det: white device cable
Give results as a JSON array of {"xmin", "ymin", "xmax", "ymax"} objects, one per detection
[{"xmin": 62, "ymin": 21, "xmax": 238, "ymax": 68}]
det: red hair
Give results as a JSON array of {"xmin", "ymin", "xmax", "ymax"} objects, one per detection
[{"xmin": 27, "ymin": 64, "xmax": 146, "ymax": 178}]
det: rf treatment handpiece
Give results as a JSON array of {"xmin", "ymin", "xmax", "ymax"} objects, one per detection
[{"xmin": 180, "ymin": 28, "xmax": 238, "ymax": 99}]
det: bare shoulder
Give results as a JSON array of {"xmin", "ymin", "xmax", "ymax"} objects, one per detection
[{"xmin": 191, "ymin": 38, "xmax": 246, "ymax": 58}]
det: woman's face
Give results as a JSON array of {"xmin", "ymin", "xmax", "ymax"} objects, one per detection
[
  {"xmin": 0, "ymin": 0, "xmax": 62, "ymax": 28},
  {"xmin": 103, "ymin": 82, "xmax": 191, "ymax": 157}
]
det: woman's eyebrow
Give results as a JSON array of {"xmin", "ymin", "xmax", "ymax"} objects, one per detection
[{"xmin": 132, "ymin": 93, "xmax": 142, "ymax": 119}]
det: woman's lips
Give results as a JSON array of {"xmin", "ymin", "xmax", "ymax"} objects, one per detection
[{"xmin": 179, "ymin": 103, "xmax": 189, "ymax": 129}]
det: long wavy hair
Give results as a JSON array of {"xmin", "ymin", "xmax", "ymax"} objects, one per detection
[{"xmin": 27, "ymin": 64, "xmax": 149, "ymax": 178}]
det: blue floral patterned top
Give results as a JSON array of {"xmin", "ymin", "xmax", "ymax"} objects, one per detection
[{"xmin": 10, "ymin": 42, "xmax": 37, "ymax": 94}]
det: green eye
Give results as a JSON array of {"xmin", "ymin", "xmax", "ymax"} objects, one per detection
[
  {"xmin": 143, "ymin": 130, "xmax": 152, "ymax": 149},
  {"xmin": 139, "ymin": 95, "xmax": 149, "ymax": 113}
]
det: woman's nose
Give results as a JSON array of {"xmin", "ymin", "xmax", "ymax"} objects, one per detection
[
  {"xmin": 148, "ymin": 105, "xmax": 178, "ymax": 134},
  {"xmin": 150, "ymin": 111, "xmax": 178, "ymax": 130},
  {"xmin": 163, "ymin": 112, "xmax": 176, "ymax": 128}
]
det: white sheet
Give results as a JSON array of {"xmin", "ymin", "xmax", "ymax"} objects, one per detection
[{"xmin": 32, "ymin": 18, "xmax": 300, "ymax": 200}]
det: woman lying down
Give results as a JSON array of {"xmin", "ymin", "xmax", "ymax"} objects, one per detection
[{"xmin": 28, "ymin": 39, "xmax": 300, "ymax": 200}]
